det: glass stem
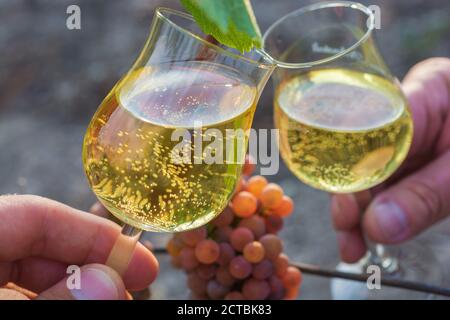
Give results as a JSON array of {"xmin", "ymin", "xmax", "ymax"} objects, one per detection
[
  {"xmin": 363, "ymin": 233, "xmax": 399, "ymax": 274},
  {"xmin": 105, "ymin": 224, "xmax": 143, "ymax": 276}
]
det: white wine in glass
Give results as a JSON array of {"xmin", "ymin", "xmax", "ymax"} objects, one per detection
[
  {"xmin": 274, "ymin": 68, "xmax": 413, "ymax": 193},
  {"xmin": 83, "ymin": 61, "xmax": 258, "ymax": 232}
]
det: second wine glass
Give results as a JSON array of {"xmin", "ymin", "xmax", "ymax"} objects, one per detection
[{"xmin": 263, "ymin": 1, "xmax": 443, "ymax": 299}]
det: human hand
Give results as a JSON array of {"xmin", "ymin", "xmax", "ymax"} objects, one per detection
[
  {"xmin": 330, "ymin": 58, "xmax": 450, "ymax": 262},
  {"xmin": 0, "ymin": 195, "xmax": 159, "ymax": 299}
]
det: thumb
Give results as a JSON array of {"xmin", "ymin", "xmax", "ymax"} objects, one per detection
[
  {"xmin": 37, "ymin": 264, "xmax": 127, "ymax": 300},
  {"xmin": 363, "ymin": 150, "xmax": 450, "ymax": 244}
]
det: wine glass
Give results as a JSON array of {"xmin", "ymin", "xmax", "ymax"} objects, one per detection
[
  {"xmin": 263, "ymin": 1, "xmax": 443, "ymax": 299},
  {"xmin": 82, "ymin": 8, "xmax": 275, "ymax": 274}
]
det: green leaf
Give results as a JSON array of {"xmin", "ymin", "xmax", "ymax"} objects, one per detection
[{"xmin": 180, "ymin": 0, "xmax": 262, "ymax": 53}]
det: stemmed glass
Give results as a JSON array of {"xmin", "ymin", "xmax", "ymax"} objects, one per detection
[
  {"xmin": 82, "ymin": 8, "xmax": 274, "ymax": 274},
  {"xmin": 263, "ymin": 1, "xmax": 443, "ymax": 299}
]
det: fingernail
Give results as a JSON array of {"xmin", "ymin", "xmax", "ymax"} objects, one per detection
[
  {"xmin": 371, "ymin": 201, "xmax": 409, "ymax": 241},
  {"xmin": 71, "ymin": 268, "xmax": 120, "ymax": 300}
]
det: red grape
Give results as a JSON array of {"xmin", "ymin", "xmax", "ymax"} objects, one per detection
[
  {"xmin": 260, "ymin": 183, "xmax": 283, "ymax": 209},
  {"xmin": 284, "ymin": 286, "xmax": 299, "ymax": 300},
  {"xmin": 190, "ymin": 292, "xmax": 208, "ymax": 300},
  {"xmin": 274, "ymin": 253, "xmax": 289, "ymax": 277},
  {"xmin": 230, "ymin": 227, "xmax": 254, "ymax": 252},
  {"xmin": 212, "ymin": 206, "xmax": 234, "ymax": 227},
  {"xmin": 217, "ymin": 242, "xmax": 235, "ymax": 266},
  {"xmin": 196, "ymin": 264, "xmax": 217, "ymax": 280},
  {"xmin": 269, "ymin": 289, "xmax": 285, "ymax": 300},
  {"xmin": 187, "ymin": 272, "xmax": 207, "ymax": 294},
  {"xmin": 215, "ymin": 226, "xmax": 232, "ymax": 243},
  {"xmin": 246, "ymin": 175, "xmax": 268, "ymax": 198},
  {"xmin": 269, "ymin": 276, "xmax": 286, "ymax": 300},
  {"xmin": 272, "ymin": 195, "xmax": 294, "ymax": 217},
  {"xmin": 195, "ymin": 239, "xmax": 220, "ymax": 264},
  {"xmin": 265, "ymin": 215, "xmax": 283, "ymax": 234},
  {"xmin": 181, "ymin": 227, "xmax": 207, "ymax": 246},
  {"xmin": 179, "ymin": 247, "xmax": 199, "ymax": 271},
  {"xmin": 252, "ymin": 259, "xmax": 274, "ymax": 280},
  {"xmin": 224, "ymin": 291, "xmax": 245, "ymax": 300},
  {"xmin": 243, "ymin": 241, "xmax": 265, "ymax": 263},
  {"xmin": 242, "ymin": 278, "xmax": 270, "ymax": 300},
  {"xmin": 259, "ymin": 234, "xmax": 283, "ymax": 260},
  {"xmin": 216, "ymin": 267, "xmax": 236, "ymax": 287},
  {"xmin": 282, "ymin": 266, "xmax": 303, "ymax": 289},
  {"xmin": 238, "ymin": 215, "xmax": 266, "ymax": 239},
  {"xmin": 170, "ymin": 254, "xmax": 181, "ymax": 268},
  {"xmin": 268, "ymin": 275, "xmax": 284, "ymax": 296},
  {"xmin": 206, "ymin": 280, "xmax": 229, "ymax": 300},
  {"xmin": 229, "ymin": 256, "xmax": 252, "ymax": 279},
  {"xmin": 166, "ymin": 238, "xmax": 183, "ymax": 257},
  {"xmin": 231, "ymin": 191, "xmax": 258, "ymax": 218}
]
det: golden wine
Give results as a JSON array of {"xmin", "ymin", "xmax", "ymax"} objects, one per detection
[
  {"xmin": 274, "ymin": 68, "xmax": 413, "ymax": 193},
  {"xmin": 83, "ymin": 61, "xmax": 257, "ymax": 231}
]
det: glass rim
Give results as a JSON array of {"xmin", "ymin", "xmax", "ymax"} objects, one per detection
[
  {"xmin": 155, "ymin": 7, "xmax": 276, "ymax": 70},
  {"xmin": 262, "ymin": 1, "xmax": 376, "ymax": 69}
]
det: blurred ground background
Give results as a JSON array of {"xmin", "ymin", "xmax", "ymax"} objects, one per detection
[{"xmin": 0, "ymin": 0, "xmax": 449, "ymax": 299}]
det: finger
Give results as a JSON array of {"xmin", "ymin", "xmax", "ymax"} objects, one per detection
[
  {"xmin": 331, "ymin": 194, "xmax": 360, "ymax": 231},
  {"xmin": 121, "ymin": 241, "xmax": 158, "ymax": 291},
  {"xmin": 372, "ymin": 58, "xmax": 450, "ymax": 188},
  {"xmin": 336, "ymin": 229, "xmax": 366, "ymax": 263},
  {"xmin": 1, "ymin": 249, "xmax": 156, "ymax": 292},
  {"xmin": 330, "ymin": 191, "xmax": 371, "ymax": 231},
  {"xmin": 37, "ymin": 264, "xmax": 127, "ymax": 300},
  {"xmin": 402, "ymin": 58, "xmax": 450, "ymax": 159},
  {"xmin": 363, "ymin": 150, "xmax": 450, "ymax": 244},
  {"xmin": 0, "ymin": 195, "xmax": 158, "ymax": 290},
  {"xmin": 402, "ymin": 77, "xmax": 447, "ymax": 158},
  {"xmin": 0, "ymin": 257, "xmax": 67, "ymax": 293},
  {"xmin": 403, "ymin": 58, "xmax": 450, "ymax": 86}
]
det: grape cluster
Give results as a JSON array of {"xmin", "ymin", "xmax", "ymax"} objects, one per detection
[{"xmin": 167, "ymin": 155, "xmax": 302, "ymax": 300}]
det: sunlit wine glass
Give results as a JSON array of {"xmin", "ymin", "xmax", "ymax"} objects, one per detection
[
  {"xmin": 263, "ymin": 1, "xmax": 443, "ymax": 299},
  {"xmin": 82, "ymin": 8, "xmax": 274, "ymax": 274}
]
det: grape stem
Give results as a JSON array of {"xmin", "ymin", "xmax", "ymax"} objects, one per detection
[{"xmin": 151, "ymin": 247, "xmax": 450, "ymax": 298}]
